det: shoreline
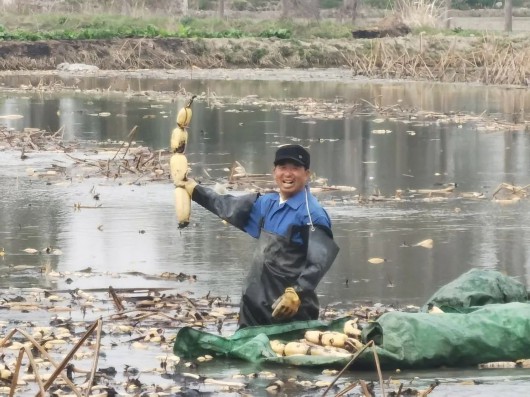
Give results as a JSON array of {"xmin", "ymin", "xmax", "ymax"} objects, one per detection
[
  {"xmin": 0, "ymin": 34, "xmax": 529, "ymax": 86},
  {"xmin": 0, "ymin": 66, "xmax": 527, "ymax": 90}
]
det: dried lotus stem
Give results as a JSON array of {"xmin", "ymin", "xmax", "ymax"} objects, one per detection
[
  {"xmin": 335, "ymin": 381, "xmax": 358, "ymax": 397},
  {"xmin": 23, "ymin": 346, "xmax": 46, "ymax": 397},
  {"xmin": 41, "ymin": 320, "xmax": 101, "ymax": 395},
  {"xmin": 321, "ymin": 340, "xmax": 375, "ymax": 397},
  {"xmin": 360, "ymin": 380, "xmax": 373, "ymax": 397},
  {"xmin": 9, "ymin": 348, "xmax": 24, "ymax": 397},
  {"xmin": 109, "ymin": 286, "xmax": 125, "ymax": 312},
  {"xmin": 373, "ymin": 341, "xmax": 385, "ymax": 397},
  {"xmin": 0, "ymin": 328, "xmax": 81, "ymax": 395},
  {"xmin": 84, "ymin": 320, "xmax": 103, "ymax": 397}
]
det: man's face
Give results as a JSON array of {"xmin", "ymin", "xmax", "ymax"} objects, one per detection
[{"xmin": 273, "ymin": 161, "xmax": 310, "ymax": 199}]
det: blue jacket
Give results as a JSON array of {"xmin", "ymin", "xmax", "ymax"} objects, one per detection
[{"xmin": 244, "ymin": 188, "xmax": 332, "ymax": 243}]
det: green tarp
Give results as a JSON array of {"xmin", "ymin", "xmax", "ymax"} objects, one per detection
[
  {"xmin": 362, "ymin": 302, "xmax": 530, "ymax": 369},
  {"xmin": 174, "ymin": 318, "xmax": 357, "ymax": 368},
  {"xmin": 422, "ymin": 268, "xmax": 528, "ymax": 312},
  {"xmin": 173, "ymin": 269, "xmax": 530, "ymax": 369}
]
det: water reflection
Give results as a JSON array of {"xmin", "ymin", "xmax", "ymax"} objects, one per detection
[
  {"xmin": 2, "ymin": 71, "xmax": 529, "ymax": 120},
  {"xmin": 0, "ymin": 78, "xmax": 529, "ymax": 311}
]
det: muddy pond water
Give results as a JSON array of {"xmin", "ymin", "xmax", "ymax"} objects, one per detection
[{"xmin": 1, "ymin": 72, "xmax": 530, "ymax": 395}]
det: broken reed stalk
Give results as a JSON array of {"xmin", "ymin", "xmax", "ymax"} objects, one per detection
[
  {"xmin": 121, "ymin": 125, "xmax": 138, "ymax": 160},
  {"xmin": 9, "ymin": 348, "xmax": 24, "ymax": 397},
  {"xmin": 359, "ymin": 380, "xmax": 372, "ymax": 397},
  {"xmin": 140, "ymin": 153, "xmax": 155, "ymax": 168},
  {"xmin": 0, "ymin": 328, "xmax": 82, "ymax": 396},
  {"xmin": 322, "ymin": 340, "xmax": 375, "ymax": 397},
  {"xmin": 492, "ymin": 183, "xmax": 506, "ymax": 198},
  {"xmin": 84, "ymin": 320, "xmax": 103, "ymax": 397},
  {"xmin": 492, "ymin": 182, "xmax": 530, "ymax": 199},
  {"xmin": 127, "ymin": 310, "xmax": 181, "ymax": 322},
  {"xmin": 110, "ymin": 125, "xmax": 137, "ymax": 161},
  {"xmin": 48, "ymin": 286, "xmax": 174, "ymax": 294},
  {"xmin": 372, "ymin": 343, "xmax": 385, "ymax": 397},
  {"xmin": 109, "ymin": 286, "xmax": 126, "ymax": 312},
  {"xmin": 335, "ymin": 381, "xmax": 359, "ymax": 397},
  {"xmin": 40, "ymin": 320, "xmax": 101, "ymax": 394},
  {"xmin": 0, "ymin": 328, "xmax": 17, "ymax": 348},
  {"xmin": 352, "ymin": 35, "xmax": 529, "ymax": 85},
  {"xmin": 23, "ymin": 346, "xmax": 47, "ymax": 396},
  {"xmin": 51, "ymin": 125, "xmax": 65, "ymax": 139}
]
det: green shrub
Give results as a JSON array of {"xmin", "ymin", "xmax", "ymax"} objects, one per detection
[
  {"xmin": 258, "ymin": 28, "xmax": 291, "ymax": 39},
  {"xmin": 219, "ymin": 28, "xmax": 244, "ymax": 38}
]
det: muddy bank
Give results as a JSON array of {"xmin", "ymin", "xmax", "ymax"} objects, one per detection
[{"xmin": 1, "ymin": 34, "xmax": 530, "ymax": 85}]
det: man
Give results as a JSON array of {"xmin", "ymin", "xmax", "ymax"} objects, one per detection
[{"xmin": 179, "ymin": 144, "xmax": 339, "ymax": 328}]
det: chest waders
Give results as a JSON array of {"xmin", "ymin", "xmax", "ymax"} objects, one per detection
[
  {"xmin": 191, "ymin": 185, "xmax": 339, "ymax": 328},
  {"xmin": 239, "ymin": 225, "xmax": 338, "ymax": 328}
]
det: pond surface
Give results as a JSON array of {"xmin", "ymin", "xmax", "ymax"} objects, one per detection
[{"xmin": 1, "ymin": 71, "xmax": 530, "ymax": 395}]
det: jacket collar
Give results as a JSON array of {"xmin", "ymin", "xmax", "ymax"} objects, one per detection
[{"xmin": 278, "ymin": 188, "xmax": 306, "ymax": 210}]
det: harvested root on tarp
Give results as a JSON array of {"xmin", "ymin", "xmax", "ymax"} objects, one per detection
[
  {"xmin": 270, "ymin": 316, "xmax": 367, "ymax": 359},
  {"xmin": 282, "ymin": 341, "xmax": 352, "ymax": 358}
]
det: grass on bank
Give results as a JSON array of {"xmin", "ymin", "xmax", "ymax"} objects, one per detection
[
  {"xmin": 0, "ymin": 13, "xmax": 354, "ymax": 41},
  {"xmin": 0, "ymin": 11, "xmax": 484, "ymax": 42}
]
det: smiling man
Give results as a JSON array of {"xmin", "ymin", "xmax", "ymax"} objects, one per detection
[{"xmin": 178, "ymin": 144, "xmax": 339, "ymax": 328}]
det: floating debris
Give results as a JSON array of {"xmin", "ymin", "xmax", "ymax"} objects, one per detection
[
  {"xmin": 0, "ymin": 114, "xmax": 24, "ymax": 120},
  {"xmin": 368, "ymin": 257, "xmax": 388, "ymax": 264},
  {"xmin": 265, "ymin": 380, "xmax": 284, "ymax": 395},
  {"xmin": 414, "ymin": 239, "xmax": 434, "ymax": 249}
]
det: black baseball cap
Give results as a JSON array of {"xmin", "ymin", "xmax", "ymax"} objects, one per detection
[{"xmin": 274, "ymin": 144, "xmax": 310, "ymax": 169}]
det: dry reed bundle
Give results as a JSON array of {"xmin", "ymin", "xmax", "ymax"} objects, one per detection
[
  {"xmin": 341, "ymin": 35, "xmax": 530, "ymax": 86},
  {"xmin": 394, "ymin": 0, "xmax": 447, "ymax": 28}
]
